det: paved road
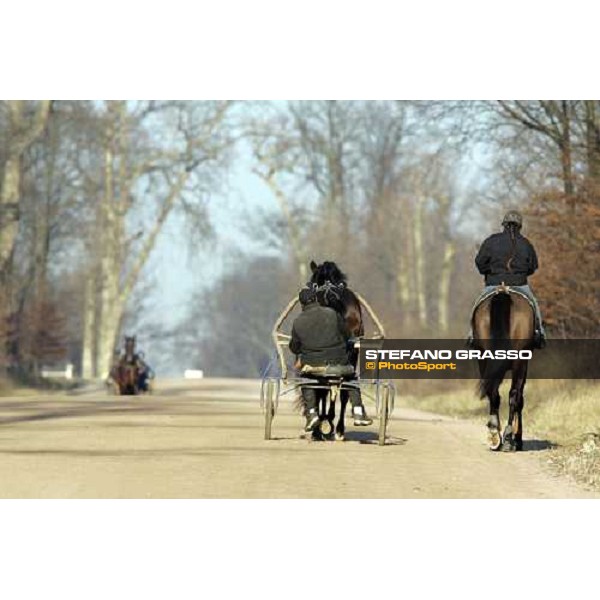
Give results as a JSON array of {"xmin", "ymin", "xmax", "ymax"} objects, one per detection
[{"xmin": 0, "ymin": 378, "xmax": 595, "ymax": 498}]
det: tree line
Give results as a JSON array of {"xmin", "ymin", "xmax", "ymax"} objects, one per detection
[{"xmin": 1, "ymin": 101, "xmax": 598, "ymax": 380}]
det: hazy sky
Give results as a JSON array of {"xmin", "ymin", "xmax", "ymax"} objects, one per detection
[{"xmin": 145, "ymin": 143, "xmax": 279, "ymax": 331}]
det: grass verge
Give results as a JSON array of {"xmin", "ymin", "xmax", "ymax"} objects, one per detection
[{"xmin": 397, "ymin": 378, "xmax": 600, "ymax": 491}]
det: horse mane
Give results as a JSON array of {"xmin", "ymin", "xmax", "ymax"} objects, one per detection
[{"xmin": 310, "ymin": 261, "xmax": 347, "ymax": 286}]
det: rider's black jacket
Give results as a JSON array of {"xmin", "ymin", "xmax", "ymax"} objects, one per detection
[
  {"xmin": 289, "ymin": 302, "xmax": 350, "ymax": 366},
  {"xmin": 475, "ymin": 229, "xmax": 538, "ymax": 286}
]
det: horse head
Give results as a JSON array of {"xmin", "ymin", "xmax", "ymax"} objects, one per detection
[{"xmin": 309, "ymin": 260, "xmax": 347, "ymax": 287}]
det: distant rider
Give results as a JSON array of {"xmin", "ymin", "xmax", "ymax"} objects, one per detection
[
  {"xmin": 472, "ymin": 210, "xmax": 546, "ymax": 348},
  {"xmin": 289, "ymin": 287, "xmax": 372, "ymax": 431}
]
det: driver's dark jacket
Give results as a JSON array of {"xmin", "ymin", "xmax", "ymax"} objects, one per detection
[
  {"xmin": 289, "ymin": 303, "xmax": 349, "ymax": 366},
  {"xmin": 475, "ymin": 230, "xmax": 538, "ymax": 286}
]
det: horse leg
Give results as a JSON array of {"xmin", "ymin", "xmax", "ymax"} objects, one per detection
[
  {"xmin": 312, "ymin": 388, "xmax": 326, "ymax": 441},
  {"xmin": 336, "ymin": 389, "xmax": 348, "ymax": 441},
  {"xmin": 503, "ymin": 361, "xmax": 527, "ymax": 452},
  {"xmin": 515, "ymin": 363, "xmax": 528, "ymax": 451},
  {"xmin": 480, "ymin": 360, "xmax": 503, "ymax": 451},
  {"xmin": 502, "ymin": 385, "xmax": 518, "ymax": 452},
  {"xmin": 323, "ymin": 387, "xmax": 336, "ymax": 440},
  {"xmin": 487, "ymin": 383, "xmax": 502, "ymax": 451}
]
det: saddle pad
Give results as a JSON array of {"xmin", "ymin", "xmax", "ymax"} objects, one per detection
[{"xmin": 470, "ymin": 286, "xmax": 536, "ymax": 324}]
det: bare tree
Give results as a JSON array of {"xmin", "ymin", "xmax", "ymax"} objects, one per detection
[
  {"xmin": 78, "ymin": 101, "xmax": 233, "ymax": 378},
  {"xmin": 0, "ymin": 101, "xmax": 51, "ymax": 280},
  {"xmin": 0, "ymin": 101, "xmax": 51, "ymax": 370}
]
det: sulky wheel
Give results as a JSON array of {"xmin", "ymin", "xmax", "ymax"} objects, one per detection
[
  {"xmin": 378, "ymin": 384, "xmax": 390, "ymax": 446},
  {"xmin": 264, "ymin": 379, "xmax": 276, "ymax": 440}
]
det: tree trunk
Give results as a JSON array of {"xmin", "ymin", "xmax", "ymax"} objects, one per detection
[
  {"xmin": 94, "ymin": 114, "xmax": 123, "ymax": 379},
  {"xmin": 96, "ymin": 301, "xmax": 122, "ymax": 379},
  {"xmin": 584, "ymin": 100, "xmax": 600, "ymax": 184},
  {"xmin": 413, "ymin": 194, "xmax": 427, "ymax": 329},
  {"xmin": 0, "ymin": 155, "xmax": 22, "ymax": 280},
  {"xmin": 395, "ymin": 205, "xmax": 412, "ymax": 328},
  {"xmin": 396, "ymin": 254, "xmax": 410, "ymax": 324},
  {"xmin": 559, "ymin": 101, "xmax": 574, "ymax": 198},
  {"xmin": 253, "ymin": 166, "xmax": 308, "ymax": 283},
  {"xmin": 437, "ymin": 240, "xmax": 455, "ymax": 334},
  {"xmin": 81, "ymin": 275, "xmax": 96, "ymax": 379}
]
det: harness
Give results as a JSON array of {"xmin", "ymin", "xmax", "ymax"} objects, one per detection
[{"xmin": 304, "ymin": 280, "xmax": 346, "ymax": 309}]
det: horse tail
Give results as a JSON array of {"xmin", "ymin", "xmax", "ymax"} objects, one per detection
[
  {"xmin": 491, "ymin": 293, "xmax": 511, "ymax": 340},
  {"xmin": 504, "ymin": 222, "xmax": 518, "ymax": 272},
  {"xmin": 478, "ymin": 294, "xmax": 512, "ymax": 398},
  {"xmin": 479, "ymin": 377, "xmax": 497, "ymax": 400},
  {"xmin": 293, "ymin": 389, "xmax": 306, "ymax": 414}
]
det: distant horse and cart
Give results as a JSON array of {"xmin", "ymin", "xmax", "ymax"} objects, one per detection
[{"xmin": 107, "ymin": 335, "xmax": 154, "ymax": 396}]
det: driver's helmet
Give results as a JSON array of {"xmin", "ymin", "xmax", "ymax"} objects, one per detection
[
  {"xmin": 502, "ymin": 210, "xmax": 523, "ymax": 228},
  {"xmin": 299, "ymin": 286, "xmax": 317, "ymax": 306}
]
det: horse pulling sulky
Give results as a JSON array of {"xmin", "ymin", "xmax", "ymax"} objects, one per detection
[{"xmin": 261, "ymin": 262, "xmax": 395, "ymax": 446}]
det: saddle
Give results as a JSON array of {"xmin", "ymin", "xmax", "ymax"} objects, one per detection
[{"xmin": 470, "ymin": 283, "xmax": 537, "ymax": 324}]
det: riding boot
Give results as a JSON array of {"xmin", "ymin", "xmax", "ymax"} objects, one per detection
[
  {"xmin": 533, "ymin": 317, "xmax": 547, "ymax": 349},
  {"xmin": 466, "ymin": 331, "xmax": 475, "ymax": 348},
  {"xmin": 534, "ymin": 327, "xmax": 547, "ymax": 349}
]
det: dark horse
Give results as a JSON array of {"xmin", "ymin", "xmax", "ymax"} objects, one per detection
[
  {"xmin": 309, "ymin": 260, "xmax": 364, "ymax": 338},
  {"xmin": 472, "ymin": 285, "xmax": 535, "ymax": 451},
  {"xmin": 301, "ymin": 260, "xmax": 364, "ymax": 440}
]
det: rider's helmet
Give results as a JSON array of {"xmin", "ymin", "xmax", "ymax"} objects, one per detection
[{"xmin": 502, "ymin": 210, "xmax": 523, "ymax": 229}]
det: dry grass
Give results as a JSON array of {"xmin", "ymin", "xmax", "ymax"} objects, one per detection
[
  {"xmin": 0, "ymin": 375, "xmax": 82, "ymax": 396},
  {"xmin": 397, "ymin": 379, "xmax": 600, "ymax": 489}
]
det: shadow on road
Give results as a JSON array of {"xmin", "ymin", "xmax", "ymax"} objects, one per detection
[{"xmin": 521, "ymin": 439, "xmax": 555, "ymax": 452}]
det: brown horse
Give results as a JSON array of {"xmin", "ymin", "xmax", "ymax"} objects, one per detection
[
  {"xmin": 472, "ymin": 286, "xmax": 535, "ymax": 451},
  {"xmin": 109, "ymin": 336, "xmax": 143, "ymax": 395},
  {"xmin": 115, "ymin": 363, "xmax": 139, "ymax": 395}
]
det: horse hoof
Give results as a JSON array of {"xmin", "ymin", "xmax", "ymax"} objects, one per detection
[
  {"xmin": 335, "ymin": 432, "xmax": 345, "ymax": 442},
  {"xmin": 501, "ymin": 433, "xmax": 516, "ymax": 452},
  {"xmin": 320, "ymin": 421, "xmax": 333, "ymax": 436},
  {"xmin": 488, "ymin": 428, "xmax": 502, "ymax": 451},
  {"xmin": 501, "ymin": 426, "xmax": 517, "ymax": 452}
]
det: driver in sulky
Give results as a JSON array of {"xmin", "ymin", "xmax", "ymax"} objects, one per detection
[{"xmin": 289, "ymin": 286, "xmax": 372, "ymax": 432}]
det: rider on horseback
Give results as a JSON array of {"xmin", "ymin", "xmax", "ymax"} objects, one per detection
[
  {"xmin": 471, "ymin": 210, "xmax": 546, "ymax": 348},
  {"xmin": 289, "ymin": 286, "xmax": 373, "ymax": 432}
]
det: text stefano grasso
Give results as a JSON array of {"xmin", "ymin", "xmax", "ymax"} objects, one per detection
[{"xmin": 364, "ymin": 349, "xmax": 533, "ymax": 361}]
